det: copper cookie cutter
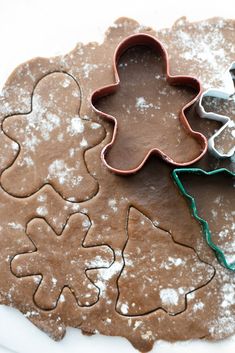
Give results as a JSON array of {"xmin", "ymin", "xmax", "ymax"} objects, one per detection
[
  {"xmin": 91, "ymin": 33, "xmax": 208, "ymax": 175},
  {"xmin": 197, "ymin": 62, "xmax": 235, "ymax": 159}
]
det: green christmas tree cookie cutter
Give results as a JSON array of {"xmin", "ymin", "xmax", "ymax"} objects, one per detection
[{"xmin": 172, "ymin": 168, "xmax": 235, "ymax": 271}]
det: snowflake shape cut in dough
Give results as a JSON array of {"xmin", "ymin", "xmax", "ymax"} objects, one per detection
[{"xmin": 11, "ymin": 213, "xmax": 114, "ymax": 310}]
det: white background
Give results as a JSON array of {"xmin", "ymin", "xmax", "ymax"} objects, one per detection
[{"xmin": 0, "ymin": 0, "xmax": 235, "ymax": 352}]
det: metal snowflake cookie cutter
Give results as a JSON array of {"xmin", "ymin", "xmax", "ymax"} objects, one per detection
[
  {"xmin": 172, "ymin": 167, "xmax": 235, "ymax": 271},
  {"xmin": 91, "ymin": 33, "xmax": 208, "ymax": 175},
  {"xmin": 197, "ymin": 62, "xmax": 235, "ymax": 159}
]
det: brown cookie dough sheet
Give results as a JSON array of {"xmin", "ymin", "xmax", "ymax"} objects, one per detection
[{"xmin": 0, "ymin": 16, "xmax": 234, "ymax": 352}]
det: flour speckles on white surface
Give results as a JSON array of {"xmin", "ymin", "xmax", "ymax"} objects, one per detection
[
  {"xmin": 52, "ymin": 278, "xmax": 57, "ymax": 287},
  {"xmin": 60, "ymin": 77, "xmax": 72, "ymax": 88},
  {"xmin": 135, "ymin": 97, "xmax": 153, "ymax": 111},
  {"xmin": 172, "ymin": 21, "xmax": 235, "ymax": 89},
  {"xmin": 24, "ymin": 311, "xmax": 39, "ymax": 318},
  {"xmin": 91, "ymin": 122, "xmax": 101, "ymax": 129},
  {"xmin": 37, "ymin": 194, "xmax": 47, "ymax": 202},
  {"xmin": 47, "ymin": 160, "xmax": 83, "ymax": 186},
  {"xmin": 141, "ymin": 330, "xmax": 154, "ymax": 341},
  {"xmin": 108, "ymin": 199, "xmax": 118, "ymax": 212},
  {"xmin": 82, "ymin": 63, "xmax": 99, "ymax": 78},
  {"xmin": 59, "ymin": 294, "xmax": 65, "ymax": 302},
  {"xmin": 221, "ymin": 283, "xmax": 235, "ymax": 308},
  {"xmin": 8, "ymin": 222, "xmax": 24, "ymax": 231},
  {"xmin": 82, "ymin": 218, "xmax": 91, "ymax": 229},
  {"xmin": 36, "ymin": 206, "xmax": 48, "ymax": 217},
  {"xmin": 26, "ymin": 95, "xmax": 61, "ymax": 142},
  {"xmin": 160, "ymin": 257, "xmax": 185, "ymax": 269},
  {"xmin": 80, "ymin": 137, "xmax": 88, "ymax": 147},
  {"xmin": 120, "ymin": 303, "xmax": 129, "ymax": 314},
  {"xmin": 159, "ymin": 288, "xmax": 179, "ymax": 306},
  {"xmin": 67, "ymin": 117, "xmax": 84, "ymax": 135},
  {"xmin": 57, "ymin": 133, "xmax": 64, "ymax": 142},
  {"xmin": 193, "ymin": 301, "xmax": 205, "ymax": 312},
  {"xmin": 88, "ymin": 255, "xmax": 111, "ymax": 269},
  {"xmin": 104, "ymin": 262, "xmax": 123, "ymax": 281},
  {"xmin": 20, "ymin": 156, "xmax": 34, "ymax": 167}
]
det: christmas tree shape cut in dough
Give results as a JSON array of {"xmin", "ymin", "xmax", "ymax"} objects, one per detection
[{"xmin": 116, "ymin": 207, "xmax": 214, "ymax": 316}]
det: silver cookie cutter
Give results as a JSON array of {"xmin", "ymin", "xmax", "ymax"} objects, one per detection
[{"xmin": 197, "ymin": 62, "xmax": 235, "ymax": 159}]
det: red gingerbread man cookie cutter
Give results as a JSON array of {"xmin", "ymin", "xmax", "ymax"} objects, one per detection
[{"xmin": 91, "ymin": 33, "xmax": 207, "ymax": 175}]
